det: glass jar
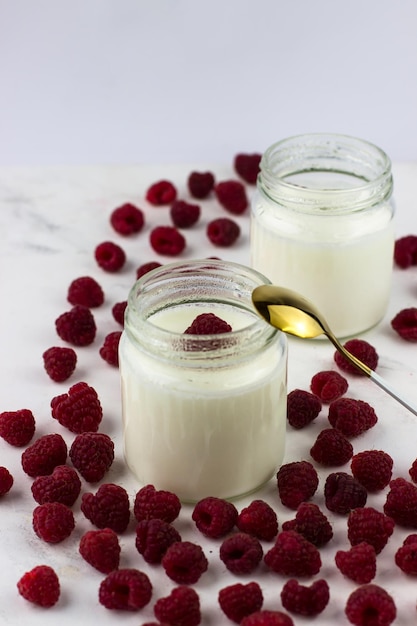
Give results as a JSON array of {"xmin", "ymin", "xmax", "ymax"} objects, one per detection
[
  {"xmin": 119, "ymin": 259, "xmax": 287, "ymax": 503},
  {"xmin": 250, "ymin": 133, "xmax": 395, "ymax": 338}
]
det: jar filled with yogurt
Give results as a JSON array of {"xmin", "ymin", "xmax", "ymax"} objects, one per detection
[
  {"xmin": 119, "ymin": 259, "xmax": 287, "ymax": 502},
  {"xmin": 250, "ymin": 133, "xmax": 395, "ymax": 338}
]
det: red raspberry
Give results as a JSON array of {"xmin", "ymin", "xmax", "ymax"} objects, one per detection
[
  {"xmin": 99, "ymin": 568, "xmax": 152, "ymax": 611},
  {"xmin": 31, "ymin": 465, "xmax": 81, "ymax": 506},
  {"xmin": 110, "ymin": 202, "xmax": 144, "ymax": 235},
  {"xmin": 162, "ymin": 541, "xmax": 208, "ymax": 584},
  {"xmin": 154, "ymin": 586, "xmax": 201, "ymax": 626},
  {"xmin": 79, "ymin": 528, "xmax": 121, "ymax": 573},
  {"xmin": 67, "ymin": 276, "xmax": 104, "ymax": 308},
  {"xmin": 99, "ymin": 330, "xmax": 122, "ymax": 366},
  {"xmin": 206, "ymin": 217, "xmax": 241, "ymax": 246},
  {"xmin": 264, "ymin": 530, "xmax": 321, "ymax": 577},
  {"xmin": 384, "ymin": 477, "xmax": 417, "ymax": 527},
  {"xmin": 33, "ymin": 501, "xmax": 75, "ymax": 543},
  {"xmin": 112, "ymin": 300, "xmax": 127, "ymax": 325},
  {"xmin": 334, "ymin": 338, "xmax": 378, "ymax": 375},
  {"xmin": 348, "ymin": 507, "xmax": 395, "ymax": 554},
  {"xmin": 0, "ymin": 408, "xmax": 35, "ymax": 446},
  {"xmin": 135, "ymin": 518, "xmax": 181, "ymax": 564},
  {"xmin": 21, "ymin": 433, "xmax": 67, "ymax": 477},
  {"xmin": 237, "ymin": 499, "xmax": 278, "ymax": 541},
  {"xmin": 69, "ymin": 432, "xmax": 114, "ymax": 482},
  {"xmin": 94, "ymin": 241, "xmax": 126, "ymax": 272},
  {"xmin": 136, "ymin": 261, "xmax": 162, "ymax": 279},
  {"xmin": 280, "ymin": 579, "xmax": 330, "ymax": 616},
  {"xmin": 240, "ymin": 611, "xmax": 294, "ymax": 626},
  {"xmin": 150, "ymin": 225, "xmax": 186, "ymax": 255},
  {"xmin": 391, "ymin": 307, "xmax": 417, "ymax": 341},
  {"xmin": 17, "ymin": 565, "xmax": 60, "ymax": 608},
  {"xmin": 234, "ymin": 152, "xmax": 262, "ymax": 184},
  {"xmin": 185, "ymin": 313, "xmax": 232, "ymax": 335},
  {"xmin": 394, "ymin": 534, "xmax": 417, "ymax": 575},
  {"xmin": 345, "ymin": 584, "xmax": 396, "ymax": 626},
  {"xmin": 133, "ymin": 484, "xmax": 181, "ymax": 523},
  {"xmin": 218, "ymin": 581, "xmax": 263, "ymax": 623},
  {"xmin": 187, "ymin": 170, "xmax": 215, "ymax": 199},
  {"xmin": 192, "ymin": 496, "xmax": 238, "ymax": 538},
  {"xmin": 286, "ymin": 389, "xmax": 322, "ymax": 429},
  {"xmin": 219, "ymin": 532, "xmax": 263, "ymax": 575},
  {"xmin": 146, "ymin": 179, "xmax": 177, "ymax": 205},
  {"xmin": 81, "ymin": 483, "xmax": 130, "ymax": 533},
  {"xmin": 310, "ymin": 370, "xmax": 348, "ymax": 403},
  {"xmin": 276, "ymin": 461, "xmax": 319, "ymax": 509},
  {"xmin": 170, "ymin": 199, "xmax": 200, "ymax": 228},
  {"xmin": 282, "ymin": 502, "xmax": 333, "ymax": 547},
  {"xmin": 410, "ymin": 458, "xmax": 417, "ymax": 483},
  {"xmin": 55, "ymin": 305, "xmax": 97, "ymax": 346},
  {"xmin": 324, "ymin": 472, "xmax": 368, "ymax": 515},
  {"xmin": 310, "ymin": 428, "xmax": 353, "ymax": 466},
  {"xmin": 394, "ymin": 234, "xmax": 417, "ymax": 268},
  {"xmin": 328, "ymin": 398, "xmax": 377, "ymax": 438},
  {"xmin": 0, "ymin": 466, "xmax": 13, "ymax": 495},
  {"xmin": 43, "ymin": 347, "xmax": 77, "ymax": 382},
  {"xmin": 51, "ymin": 381, "xmax": 103, "ymax": 433},
  {"xmin": 351, "ymin": 450, "xmax": 393, "ymax": 491},
  {"xmin": 215, "ymin": 180, "xmax": 248, "ymax": 214},
  {"xmin": 335, "ymin": 542, "xmax": 377, "ymax": 584}
]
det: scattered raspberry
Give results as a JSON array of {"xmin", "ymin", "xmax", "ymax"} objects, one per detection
[
  {"xmin": 79, "ymin": 528, "xmax": 121, "ymax": 573},
  {"xmin": 187, "ymin": 170, "xmax": 215, "ymax": 199},
  {"xmin": 334, "ymin": 338, "xmax": 378, "ymax": 375},
  {"xmin": 67, "ymin": 276, "xmax": 104, "ymax": 308},
  {"xmin": 391, "ymin": 308, "xmax": 417, "ymax": 341},
  {"xmin": 0, "ymin": 466, "xmax": 13, "ymax": 495},
  {"xmin": 218, "ymin": 581, "xmax": 263, "ymax": 623},
  {"xmin": 328, "ymin": 398, "xmax": 377, "ymax": 437},
  {"xmin": 31, "ymin": 465, "xmax": 81, "ymax": 506},
  {"xmin": 324, "ymin": 472, "xmax": 368, "ymax": 515},
  {"xmin": 394, "ymin": 234, "xmax": 417, "ymax": 268},
  {"xmin": 234, "ymin": 153, "xmax": 262, "ymax": 184},
  {"xmin": 33, "ymin": 501, "xmax": 75, "ymax": 543},
  {"xmin": 384, "ymin": 477, "xmax": 417, "ymax": 527},
  {"xmin": 133, "ymin": 484, "xmax": 181, "ymax": 523},
  {"xmin": 351, "ymin": 450, "xmax": 393, "ymax": 491},
  {"xmin": 55, "ymin": 305, "xmax": 97, "ymax": 346},
  {"xmin": 154, "ymin": 586, "xmax": 201, "ymax": 626},
  {"xmin": 150, "ymin": 225, "xmax": 186, "ymax": 255},
  {"xmin": 276, "ymin": 461, "xmax": 319, "ymax": 509},
  {"xmin": 394, "ymin": 534, "xmax": 417, "ymax": 575},
  {"xmin": 110, "ymin": 203, "xmax": 144, "ymax": 235},
  {"xmin": 112, "ymin": 300, "xmax": 127, "ymax": 325},
  {"xmin": 219, "ymin": 532, "xmax": 263, "ymax": 575},
  {"xmin": 410, "ymin": 458, "xmax": 417, "ymax": 483},
  {"xmin": 347, "ymin": 507, "xmax": 395, "ymax": 554},
  {"xmin": 136, "ymin": 260, "xmax": 162, "ymax": 279},
  {"xmin": 310, "ymin": 370, "xmax": 348, "ymax": 403},
  {"xmin": 135, "ymin": 518, "xmax": 181, "ymax": 564},
  {"xmin": 17, "ymin": 565, "xmax": 60, "ymax": 608},
  {"xmin": 21, "ymin": 433, "xmax": 67, "ymax": 477},
  {"xmin": 170, "ymin": 199, "xmax": 200, "ymax": 228},
  {"xmin": 280, "ymin": 579, "xmax": 330, "ymax": 616},
  {"xmin": 237, "ymin": 499, "xmax": 278, "ymax": 541},
  {"xmin": 43, "ymin": 347, "xmax": 77, "ymax": 382},
  {"xmin": 215, "ymin": 180, "xmax": 248, "ymax": 214},
  {"xmin": 345, "ymin": 584, "xmax": 396, "ymax": 626},
  {"xmin": 69, "ymin": 432, "xmax": 114, "ymax": 482},
  {"xmin": 51, "ymin": 381, "xmax": 103, "ymax": 433},
  {"xmin": 310, "ymin": 428, "xmax": 353, "ymax": 466},
  {"xmin": 81, "ymin": 483, "xmax": 130, "ymax": 533},
  {"xmin": 99, "ymin": 568, "xmax": 152, "ymax": 611},
  {"xmin": 206, "ymin": 217, "xmax": 241, "ymax": 247},
  {"xmin": 335, "ymin": 542, "xmax": 377, "ymax": 584},
  {"xmin": 0, "ymin": 408, "xmax": 35, "ymax": 446},
  {"xmin": 240, "ymin": 611, "xmax": 294, "ymax": 626},
  {"xmin": 282, "ymin": 502, "xmax": 333, "ymax": 547},
  {"xmin": 264, "ymin": 530, "xmax": 321, "ymax": 577},
  {"xmin": 162, "ymin": 541, "xmax": 208, "ymax": 584},
  {"xmin": 99, "ymin": 331, "xmax": 122, "ymax": 366},
  {"xmin": 192, "ymin": 496, "xmax": 238, "ymax": 538},
  {"xmin": 286, "ymin": 389, "xmax": 322, "ymax": 429},
  {"xmin": 94, "ymin": 241, "xmax": 126, "ymax": 272},
  {"xmin": 184, "ymin": 313, "xmax": 232, "ymax": 335},
  {"xmin": 146, "ymin": 180, "xmax": 177, "ymax": 205}
]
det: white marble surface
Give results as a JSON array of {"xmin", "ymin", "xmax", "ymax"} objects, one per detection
[{"xmin": 1, "ymin": 162, "xmax": 417, "ymax": 625}]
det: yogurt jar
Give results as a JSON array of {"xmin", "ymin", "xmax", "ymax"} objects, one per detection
[
  {"xmin": 119, "ymin": 259, "xmax": 287, "ymax": 502},
  {"xmin": 250, "ymin": 133, "xmax": 395, "ymax": 338}
]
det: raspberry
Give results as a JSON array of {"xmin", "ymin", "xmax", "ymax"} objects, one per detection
[
  {"xmin": 146, "ymin": 179, "xmax": 177, "ymax": 205},
  {"xmin": 282, "ymin": 502, "xmax": 333, "ymax": 547},
  {"xmin": 348, "ymin": 507, "xmax": 395, "ymax": 554},
  {"xmin": 99, "ymin": 568, "xmax": 152, "ymax": 611},
  {"xmin": 384, "ymin": 477, "xmax": 417, "ymax": 527},
  {"xmin": 55, "ymin": 305, "xmax": 97, "ymax": 346},
  {"xmin": 17, "ymin": 565, "xmax": 60, "ymax": 608},
  {"xmin": 43, "ymin": 346, "xmax": 77, "ymax": 382},
  {"xmin": 334, "ymin": 338, "xmax": 378, "ymax": 375},
  {"xmin": 219, "ymin": 532, "xmax": 263, "ymax": 575},
  {"xmin": 286, "ymin": 389, "xmax": 322, "ymax": 429},
  {"xmin": 33, "ymin": 501, "xmax": 75, "ymax": 543},
  {"xmin": 150, "ymin": 225, "xmax": 186, "ymax": 255},
  {"xmin": 94, "ymin": 241, "xmax": 126, "ymax": 272},
  {"xmin": 264, "ymin": 530, "xmax": 321, "ymax": 577},
  {"xmin": 351, "ymin": 450, "xmax": 393, "ymax": 491},
  {"xmin": 192, "ymin": 496, "xmax": 238, "ymax": 538},
  {"xmin": 162, "ymin": 540, "xmax": 208, "ymax": 584},
  {"xmin": 335, "ymin": 542, "xmax": 377, "ymax": 584},
  {"xmin": 99, "ymin": 331, "xmax": 122, "ymax": 366},
  {"xmin": 136, "ymin": 260, "xmax": 162, "ymax": 279},
  {"xmin": 31, "ymin": 465, "xmax": 81, "ymax": 506},
  {"xmin": 218, "ymin": 581, "xmax": 263, "ymax": 623},
  {"xmin": 0, "ymin": 466, "xmax": 13, "ymax": 495},
  {"xmin": 215, "ymin": 180, "xmax": 248, "ymax": 214},
  {"xmin": 154, "ymin": 586, "xmax": 201, "ymax": 626},
  {"xmin": 394, "ymin": 234, "xmax": 417, "ymax": 268},
  {"xmin": 237, "ymin": 499, "xmax": 278, "ymax": 541},
  {"xmin": 206, "ymin": 217, "xmax": 241, "ymax": 246},
  {"xmin": 69, "ymin": 432, "xmax": 114, "ymax": 482},
  {"xmin": 81, "ymin": 483, "xmax": 130, "ymax": 533},
  {"xmin": 280, "ymin": 579, "xmax": 330, "ymax": 616},
  {"xmin": 170, "ymin": 199, "xmax": 200, "ymax": 228},
  {"xmin": 394, "ymin": 534, "xmax": 417, "ymax": 575},
  {"xmin": 67, "ymin": 276, "xmax": 104, "ymax": 308},
  {"xmin": 79, "ymin": 528, "xmax": 120, "ymax": 573},
  {"xmin": 328, "ymin": 398, "xmax": 377, "ymax": 437},
  {"xmin": 345, "ymin": 584, "xmax": 396, "ymax": 626},
  {"xmin": 187, "ymin": 170, "xmax": 215, "ymax": 199},
  {"xmin": 133, "ymin": 484, "xmax": 181, "ymax": 523},
  {"xmin": 324, "ymin": 472, "xmax": 368, "ymax": 515},
  {"xmin": 0, "ymin": 408, "xmax": 35, "ymax": 446},
  {"xmin": 185, "ymin": 313, "xmax": 232, "ymax": 335},
  {"xmin": 391, "ymin": 307, "xmax": 417, "ymax": 341},
  {"xmin": 110, "ymin": 202, "xmax": 144, "ymax": 235},
  {"xmin": 51, "ymin": 381, "xmax": 103, "ymax": 433},
  {"xmin": 240, "ymin": 611, "xmax": 295, "ymax": 626},
  {"xmin": 310, "ymin": 428, "xmax": 353, "ymax": 466},
  {"xmin": 410, "ymin": 458, "xmax": 417, "ymax": 483},
  {"xmin": 276, "ymin": 461, "xmax": 319, "ymax": 509},
  {"xmin": 234, "ymin": 152, "xmax": 262, "ymax": 184},
  {"xmin": 112, "ymin": 301, "xmax": 127, "ymax": 326},
  {"xmin": 135, "ymin": 518, "xmax": 181, "ymax": 564},
  {"xmin": 21, "ymin": 433, "xmax": 67, "ymax": 477},
  {"xmin": 310, "ymin": 370, "xmax": 348, "ymax": 403}
]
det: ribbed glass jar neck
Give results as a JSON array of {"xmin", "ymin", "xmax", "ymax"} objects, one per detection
[{"xmin": 258, "ymin": 133, "xmax": 393, "ymax": 214}]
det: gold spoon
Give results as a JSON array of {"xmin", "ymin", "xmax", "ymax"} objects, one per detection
[{"xmin": 252, "ymin": 284, "xmax": 417, "ymax": 417}]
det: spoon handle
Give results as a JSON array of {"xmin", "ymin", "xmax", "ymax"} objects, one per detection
[{"xmin": 369, "ymin": 370, "xmax": 417, "ymax": 417}]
